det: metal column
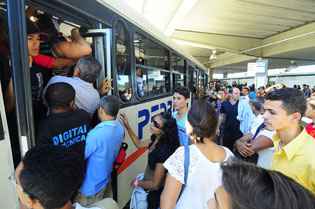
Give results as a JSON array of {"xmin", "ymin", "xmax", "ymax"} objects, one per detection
[{"xmin": 7, "ymin": 0, "xmax": 35, "ymax": 156}]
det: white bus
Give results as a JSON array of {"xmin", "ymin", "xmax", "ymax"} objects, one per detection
[{"xmin": 0, "ymin": 0, "xmax": 208, "ymax": 208}]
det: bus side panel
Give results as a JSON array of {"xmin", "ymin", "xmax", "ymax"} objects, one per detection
[
  {"xmin": 117, "ymin": 96, "xmax": 173, "ymax": 208},
  {"xmin": 0, "ymin": 86, "xmax": 19, "ymax": 209}
]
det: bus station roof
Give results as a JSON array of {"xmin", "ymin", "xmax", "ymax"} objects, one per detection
[{"xmin": 98, "ymin": 0, "xmax": 315, "ymax": 72}]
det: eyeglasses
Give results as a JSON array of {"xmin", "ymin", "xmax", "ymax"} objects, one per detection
[{"xmin": 152, "ymin": 119, "xmax": 161, "ymax": 129}]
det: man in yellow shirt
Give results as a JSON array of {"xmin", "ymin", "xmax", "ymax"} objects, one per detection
[{"xmin": 263, "ymin": 88, "xmax": 315, "ymax": 193}]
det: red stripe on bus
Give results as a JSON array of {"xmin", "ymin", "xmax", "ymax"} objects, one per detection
[{"xmin": 117, "ymin": 147, "xmax": 147, "ymax": 174}]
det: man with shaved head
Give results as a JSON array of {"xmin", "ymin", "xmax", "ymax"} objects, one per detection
[{"xmin": 219, "ymin": 87, "xmax": 243, "ymax": 151}]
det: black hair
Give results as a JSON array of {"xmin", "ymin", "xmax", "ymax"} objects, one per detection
[
  {"xmin": 265, "ymin": 88, "xmax": 306, "ymax": 115},
  {"xmin": 27, "ymin": 19, "xmax": 41, "ymax": 35},
  {"xmin": 187, "ymin": 99, "xmax": 218, "ymax": 143},
  {"xmin": 250, "ymin": 100, "xmax": 263, "ymax": 112},
  {"xmin": 250, "ymin": 84, "xmax": 255, "ymax": 92},
  {"xmin": 19, "ymin": 145, "xmax": 85, "ymax": 209},
  {"xmin": 174, "ymin": 86, "xmax": 190, "ymax": 99},
  {"xmin": 221, "ymin": 160, "xmax": 315, "ymax": 209},
  {"xmin": 150, "ymin": 112, "xmax": 180, "ymax": 157},
  {"xmin": 99, "ymin": 95, "xmax": 120, "ymax": 118},
  {"xmin": 45, "ymin": 82, "xmax": 75, "ymax": 109},
  {"xmin": 37, "ymin": 13, "xmax": 58, "ymax": 39},
  {"xmin": 154, "ymin": 112, "xmax": 180, "ymax": 147}
]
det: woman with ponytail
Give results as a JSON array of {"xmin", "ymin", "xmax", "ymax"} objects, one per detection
[{"xmin": 160, "ymin": 99, "xmax": 234, "ymax": 209}]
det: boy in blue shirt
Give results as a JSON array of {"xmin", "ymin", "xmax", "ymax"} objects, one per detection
[
  {"xmin": 172, "ymin": 86, "xmax": 190, "ymax": 146},
  {"xmin": 77, "ymin": 96, "xmax": 125, "ymax": 206}
]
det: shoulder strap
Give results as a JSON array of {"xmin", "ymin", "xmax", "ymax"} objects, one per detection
[
  {"xmin": 251, "ymin": 123, "xmax": 265, "ymax": 141},
  {"xmin": 178, "ymin": 143, "xmax": 190, "ymax": 201},
  {"xmin": 183, "ymin": 143, "xmax": 190, "ymax": 184}
]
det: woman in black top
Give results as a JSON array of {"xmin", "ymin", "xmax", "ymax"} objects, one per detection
[{"xmin": 120, "ymin": 112, "xmax": 180, "ymax": 209}]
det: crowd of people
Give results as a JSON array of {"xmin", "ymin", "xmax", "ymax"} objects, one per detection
[
  {"xmin": 14, "ymin": 83, "xmax": 315, "ymax": 209},
  {"xmin": 4, "ymin": 6, "xmax": 315, "ymax": 209}
]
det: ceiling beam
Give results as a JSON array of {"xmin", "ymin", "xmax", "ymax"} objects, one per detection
[
  {"xmin": 171, "ymin": 29, "xmax": 262, "ymax": 53},
  {"xmin": 175, "ymin": 29, "xmax": 264, "ymax": 40},
  {"xmin": 208, "ymin": 21, "xmax": 315, "ymax": 69}
]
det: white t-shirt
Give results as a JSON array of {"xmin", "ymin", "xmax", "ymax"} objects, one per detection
[
  {"xmin": 256, "ymin": 129, "xmax": 275, "ymax": 169},
  {"xmin": 164, "ymin": 144, "xmax": 234, "ymax": 209},
  {"xmin": 250, "ymin": 114, "xmax": 264, "ymax": 135},
  {"xmin": 249, "ymin": 114, "xmax": 275, "ymax": 169}
]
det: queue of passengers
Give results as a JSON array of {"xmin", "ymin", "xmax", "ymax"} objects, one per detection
[
  {"xmin": 206, "ymin": 81, "xmax": 315, "ymax": 187},
  {"xmin": 14, "ymin": 86, "xmax": 315, "ymax": 209},
  {"xmin": 5, "ymin": 7, "xmax": 315, "ymax": 209}
]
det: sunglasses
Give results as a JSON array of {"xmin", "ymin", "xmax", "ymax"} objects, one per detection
[{"xmin": 152, "ymin": 119, "xmax": 161, "ymax": 129}]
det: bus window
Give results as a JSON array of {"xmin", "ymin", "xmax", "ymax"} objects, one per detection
[
  {"xmin": 134, "ymin": 32, "xmax": 170, "ymax": 98},
  {"xmin": 115, "ymin": 20, "xmax": 132, "ymax": 102},
  {"xmin": 188, "ymin": 65, "xmax": 197, "ymax": 94},
  {"xmin": 199, "ymin": 71, "xmax": 205, "ymax": 88},
  {"xmin": 205, "ymin": 74, "xmax": 209, "ymax": 87},
  {"xmin": 171, "ymin": 54, "xmax": 186, "ymax": 88},
  {"xmin": 136, "ymin": 65, "xmax": 170, "ymax": 97}
]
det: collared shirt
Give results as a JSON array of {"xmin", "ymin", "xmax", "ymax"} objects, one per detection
[
  {"xmin": 271, "ymin": 128, "xmax": 315, "ymax": 193},
  {"xmin": 80, "ymin": 120, "xmax": 125, "ymax": 196},
  {"xmin": 46, "ymin": 76, "xmax": 100, "ymax": 115}
]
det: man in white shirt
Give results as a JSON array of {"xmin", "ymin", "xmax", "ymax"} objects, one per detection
[
  {"xmin": 235, "ymin": 100, "xmax": 274, "ymax": 168},
  {"xmin": 46, "ymin": 56, "xmax": 110, "ymax": 115}
]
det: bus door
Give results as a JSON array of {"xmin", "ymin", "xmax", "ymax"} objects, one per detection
[
  {"xmin": 85, "ymin": 28, "xmax": 113, "ymax": 95},
  {"xmin": 1, "ymin": 0, "xmax": 36, "ymax": 206},
  {"xmin": 0, "ymin": 84, "xmax": 19, "ymax": 209}
]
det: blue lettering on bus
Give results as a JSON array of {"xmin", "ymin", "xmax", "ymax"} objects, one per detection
[
  {"xmin": 151, "ymin": 104, "xmax": 159, "ymax": 118},
  {"xmin": 160, "ymin": 103, "xmax": 167, "ymax": 112},
  {"xmin": 167, "ymin": 100, "xmax": 172, "ymax": 113},
  {"xmin": 138, "ymin": 109, "xmax": 150, "ymax": 139},
  {"xmin": 137, "ymin": 100, "xmax": 172, "ymax": 139}
]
